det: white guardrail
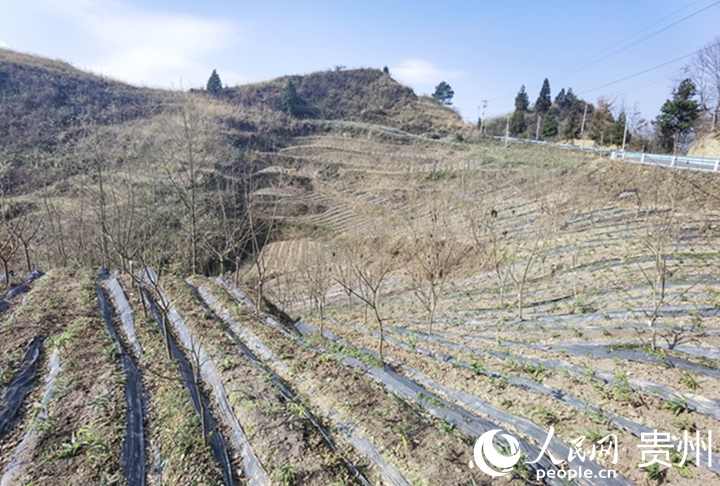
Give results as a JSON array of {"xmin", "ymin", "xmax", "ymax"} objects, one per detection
[
  {"xmin": 496, "ymin": 136, "xmax": 720, "ymax": 173},
  {"xmin": 609, "ymin": 150, "xmax": 720, "ymax": 172}
]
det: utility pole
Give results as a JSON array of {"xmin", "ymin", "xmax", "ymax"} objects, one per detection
[
  {"xmin": 505, "ymin": 116, "xmax": 510, "ymax": 148},
  {"xmin": 621, "ymin": 113, "xmax": 629, "ymax": 152},
  {"xmin": 479, "ymin": 100, "xmax": 488, "ymax": 134},
  {"xmin": 621, "ymin": 111, "xmax": 639, "ymax": 152},
  {"xmin": 536, "ymin": 115, "xmax": 542, "ymax": 140},
  {"xmin": 580, "ymin": 104, "xmax": 588, "ymax": 135}
]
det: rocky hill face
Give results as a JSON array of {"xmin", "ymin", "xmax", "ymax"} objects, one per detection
[{"xmin": 688, "ymin": 129, "xmax": 720, "ymax": 158}]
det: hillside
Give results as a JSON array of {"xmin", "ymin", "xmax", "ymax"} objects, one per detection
[
  {"xmin": 689, "ymin": 129, "xmax": 720, "ymax": 158},
  {"xmin": 223, "ymin": 68, "xmax": 470, "ymax": 138},
  {"xmin": 0, "ymin": 49, "xmax": 160, "ymax": 152},
  {"xmin": 0, "ymin": 49, "xmax": 719, "ymax": 486}
]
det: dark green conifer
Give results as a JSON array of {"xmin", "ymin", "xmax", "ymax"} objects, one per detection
[
  {"xmin": 206, "ymin": 69, "xmax": 222, "ymax": 95},
  {"xmin": 535, "ymin": 78, "xmax": 552, "ymax": 114},
  {"xmin": 541, "ymin": 111, "xmax": 558, "ymax": 138},
  {"xmin": 515, "ymin": 85, "xmax": 529, "ymax": 111}
]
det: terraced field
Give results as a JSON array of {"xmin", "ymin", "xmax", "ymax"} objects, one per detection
[
  {"xmin": 259, "ymin": 128, "xmax": 720, "ymax": 485},
  {"xmin": 0, "ymin": 126, "xmax": 718, "ymax": 485}
]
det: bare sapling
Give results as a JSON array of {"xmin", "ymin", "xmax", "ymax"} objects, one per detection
[
  {"xmin": 301, "ymin": 247, "xmax": 334, "ymax": 333},
  {"xmin": 200, "ymin": 172, "xmax": 251, "ymax": 277},
  {"xmin": 333, "ymin": 246, "xmax": 358, "ymax": 308},
  {"xmin": 266, "ymin": 257, "xmax": 299, "ymax": 316},
  {"xmin": 406, "ymin": 196, "xmax": 469, "ymax": 334},
  {"xmin": 464, "ymin": 201, "xmax": 506, "ymax": 308},
  {"xmin": 0, "ymin": 224, "xmax": 19, "ymax": 289},
  {"xmin": 141, "ymin": 262, "xmax": 174, "ymax": 360},
  {"xmin": 243, "ymin": 168, "xmax": 283, "ymax": 315},
  {"xmin": 156, "ymin": 95, "xmax": 215, "ymax": 275},
  {"xmin": 16, "ymin": 214, "xmax": 42, "ymax": 273},
  {"xmin": 637, "ymin": 193, "xmax": 676, "ymax": 351},
  {"xmin": 40, "ymin": 181, "xmax": 69, "ymax": 268},
  {"xmin": 502, "ymin": 206, "xmax": 552, "ymax": 321},
  {"xmin": 334, "ymin": 229, "xmax": 400, "ymax": 364}
]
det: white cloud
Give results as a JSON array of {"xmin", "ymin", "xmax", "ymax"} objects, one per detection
[
  {"xmin": 0, "ymin": 41, "xmax": 10, "ymax": 49},
  {"xmin": 37, "ymin": 0, "xmax": 241, "ymax": 88},
  {"xmin": 391, "ymin": 59, "xmax": 462, "ymax": 86}
]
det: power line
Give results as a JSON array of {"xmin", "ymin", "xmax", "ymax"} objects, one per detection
[
  {"xmin": 552, "ymin": 0, "xmax": 710, "ymax": 81},
  {"xmin": 576, "ymin": 50, "xmax": 699, "ymax": 96},
  {"xmin": 557, "ymin": 0, "xmax": 720, "ymax": 82},
  {"xmin": 607, "ymin": 73, "xmax": 677, "ymax": 97},
  {"xmin": 487, "ymin": 1, "xmax": 719, "ymax": 110},
  {"xmin": 491, "ymin": 50, "xmax": 693, "ymax": 107}
]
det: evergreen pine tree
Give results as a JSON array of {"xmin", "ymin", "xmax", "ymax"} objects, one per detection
[
  {"xmin": 432, "ymin": 82, "xmax": 454, "ymax": 105},
  {"xmin": 564, "ymin": 88, "xmax": 576, "ymax": 105},
  {"xmin": 514, "ymin": 85, "xmax": 529, "ymax": 111},
  {"xmin": 554, "ymin": 88, "xmax": 566, "ymax": 105},
  {"xmin": 541, "ymin": 111, "xmax": 558, "ymax": 138},
  {"xmin": 609, "ymin": 112, "xmax": 628, "ymax": 146},
  {"xmin": 206, "ymin": 69, "xmax": 222, "ymax": 95},
  {"xmin": 535, "ymin": 78, "xmax": 552, "ymax": 114},
  {"xmin": 563, "ymin": 102, "xmax": 581, "ymax": 139},
  {"xmin": 509, "ymin": 110, "xmax": 527, "ymax": 137},
  {"xmin": 654, "ymin": 78, "xmax": 700, "ymax": 154}
]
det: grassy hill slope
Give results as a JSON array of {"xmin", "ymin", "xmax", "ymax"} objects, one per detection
[{"xmin": 223, "ymin": 67, "xmax": 470, "ymax": 138}]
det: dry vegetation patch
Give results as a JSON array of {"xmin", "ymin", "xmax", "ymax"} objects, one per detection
[
  {"xmin": 118, "ymin": 274, "xmax": 226, "ymax": 485},
  {"xmin": 0, "ymin": 270, "xmax": 125, "ymax": 485}
]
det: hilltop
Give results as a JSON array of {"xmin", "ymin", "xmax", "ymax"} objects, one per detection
[
  {"xmin": 222, "ymin": 68, "xmax": 470, "ymax": 137},
  {"xmin": 0, "ymin": 49, "xmax": 471, "ymax": 193},
  {"xmin": 0, "ymin": 49, "xmax": 468, "ymax": 155}
]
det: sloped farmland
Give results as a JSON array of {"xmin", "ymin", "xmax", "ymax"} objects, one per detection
[
  {"xmin": 250, "ymin": 130, "xmax": 720, "ymax": 485},
  {"xmin": 0, "ymin": 126, "xmax": 718, "ymax": 485}
]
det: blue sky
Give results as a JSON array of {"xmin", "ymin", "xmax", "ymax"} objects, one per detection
[{"xmin": 1, "ymin": 0, "xmax": 718, "ymax": 125}]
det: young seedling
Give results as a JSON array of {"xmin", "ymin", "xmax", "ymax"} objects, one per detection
[
  {"xmin": 681, "ymin": 370, "xmax": 699, "ymax": 390},
  {"xmin": 670, "ymin": 449, "xmax": 694, "ymax": 478},
  {"xmin": 671, "ymin": 415, "xmax": 697, "ymax": 433},
  {"xmin": 580, "ymin": 424, "xmax": 604, "ymax": 443},
  {"xmin": 275, "ymin": 461, "xmax": 296, "ymax": 486},
  {"xmin": 522, "ymin": 361, "xmax": 548, "ymax": 382},
  {"xmin": 394, "ymin": 421, "xmax": 411, "ymax": 450},
  {"xmin": 662, "ymin": 395, "xmax": 689, "ymax": 416},
  {"xmin": 439, "ymin": 419, "xmax": 455, "ymax": 438},
  {"xmin": 530, "ymin": 404, "xmax": 558, "ymax": 426}
]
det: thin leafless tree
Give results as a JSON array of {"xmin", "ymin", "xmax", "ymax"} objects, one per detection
[
  {"xmin": 300, "ymin": 246, "xmax": 334, "ymax": 333},
  {"xmin": 689, "ymin": 37, "xmax": 720, "ymax": 130},
  {"xmin": 335, "ymin": 229, "xmax": 401, "ymax": 364},
  {"xmin": 406, "ymin": 196, "xmax": 469, "ymax": 334}
]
